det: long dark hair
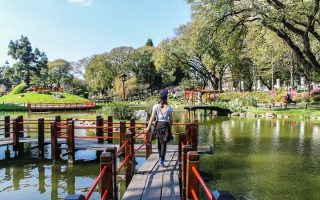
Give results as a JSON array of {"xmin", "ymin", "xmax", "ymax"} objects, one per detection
[{"xmin": 159, "ymin": 99, "xmax": 168, "ymax": 108}]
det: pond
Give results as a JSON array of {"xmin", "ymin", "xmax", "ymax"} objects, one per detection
[{"xmin": 0, "ymin": 110, "xmax": 320, "ymax": 200}]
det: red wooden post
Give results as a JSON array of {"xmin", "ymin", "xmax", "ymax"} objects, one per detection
[
  {"xmin": 38, "ymin": 118, "xmax": 45, "ymax": 158},
  {"xmin": 186, "ymin": 151, "xmax": 200, "ymax": 199},
  {"xmin": 51, "ymin": 122, "xmax": 59, "ymax": 162},
  {"xmin": 107, "ymin": 116, "xmax": 113, "ymax": 144},
  {"xmin": 185, "ymin": 123, "xmax": 192, "ymax": 145},
  {"xmin": 100, "ymin": 152, "xmax": 115, "ymax": 200},
  {"xmin": 130, "ymin": 118, "xmax": 136, "ymax": 156},
  {"xmin": 191, "ymin": 122, "xmax": 198, "ymax": 151},
  {"xmin": 96, "ymin": 116, "xmax": 104, "ymax": 144},
  {"xmin": 4, "ymin": 116, "xmax": 10, "ymax": 138},
  {"xmin": 120, "ymin": 121, "xmax": 126, "ymax": 148},
  {"xmin": 145, "ymin": 128, "xmax": 152, "ymax": 159},
  {"xmin": 178, "ymin": 133, "xmax": 186, "ymax": 184},
  {"xmin": 18, "ymin": 115, "xmax": 24, "ymax": 137},
  {"xmin": 181, "ymin": 145, "xmax": 193, "ymax": 200},
  {"xmin": 105, "ymin": 146, "xmax": 118, "ymax": 200},
  {"xmin": 12, "ymin": 118, "xmax": 19, "ymax": 152},
  {"xmin": 67, "ymin": 120, "xmax": 75, "ymax": 164},
  {"xmin": 125, "ymin": 131, "xmax": 134, "ymax": 187}
]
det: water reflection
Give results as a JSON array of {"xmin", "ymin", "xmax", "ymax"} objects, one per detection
[{"xmin": 2, "ymin": 111, "xmax": 320, "ymax": 199}]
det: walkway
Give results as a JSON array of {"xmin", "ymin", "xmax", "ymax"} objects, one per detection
[{"xmin": 122, "ymin": 152, "xmax": 180, "ymax": 200}]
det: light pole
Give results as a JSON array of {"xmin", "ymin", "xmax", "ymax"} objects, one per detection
[{"xmin": 119, "ymin": 73, "xmax": 127, "ymax": 101}]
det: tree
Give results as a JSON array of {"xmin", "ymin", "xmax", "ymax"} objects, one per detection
[
  {"xmin": 106, "ymin": 46, "xmax": 135, "ymax": 73},
  {"xmin": 8, "ymin": 35, "xmax": 48, "ymax": 86},
  {"xmin": 145, "ymin": 38, "xmax": 154, "ymax": 47},
  {"xmin": 187, "ymin": 0, "xmax": 320, "ymax": 74},
  {"xmin": 131, "ymin": 46, "xmax": 162, "ymax": 92},
  {"xmin": 85, "ymin": 55, "xmax": 117, "ymax": 94},
  {"xmin": 47, "ymin": 59, "xmax": 73, "ymax": 85}
]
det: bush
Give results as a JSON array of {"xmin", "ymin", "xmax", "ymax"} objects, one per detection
[
  {"xmin": 102, "ymin": 101, "xmax": 133, "ymax": 120},
  {"xmin": 11, "ymin": 83, "xmax": 27, "ymax": 94},
  {"xmin": 312, "ymin": 94, "xmax": 320, "ymax": 102},
  {"xmin": 37, "ymin": 90, "xmax": 52, "ymax": 95}
]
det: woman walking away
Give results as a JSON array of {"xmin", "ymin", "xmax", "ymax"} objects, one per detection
[{"xmin": 145, "ymin": 90, "xmax": 173, "ymax": 166}]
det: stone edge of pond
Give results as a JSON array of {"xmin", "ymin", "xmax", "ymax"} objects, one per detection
[{"xmin": 229, "ymin": 112, "xmax": 320, "ymax": 120}]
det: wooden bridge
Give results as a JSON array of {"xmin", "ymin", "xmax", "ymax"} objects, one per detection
[
  {"xmin": 0, "ymin": 115, "xmax": 234, "ymax": 200},
  {"xmin": 26, "ymin": 102, "xmax": 96, "ymax": 112},
  {"xmin": 184, "ymin": 105, "xmax": 232, "ymax": 117}
]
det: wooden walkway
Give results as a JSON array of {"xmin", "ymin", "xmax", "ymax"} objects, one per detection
[{"xmin": 122, "ymin": 152, "xmax": 180, "ymax": 200}]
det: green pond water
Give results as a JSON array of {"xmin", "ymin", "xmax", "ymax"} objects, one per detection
[{"xmin": 1, "ymin": 111, "xmax": 320, "ymax": 200}]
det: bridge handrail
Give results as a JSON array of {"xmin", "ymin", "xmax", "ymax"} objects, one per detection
[
  {"xmin": 191, "ymin": 165, "xmax": 213, "ymax": 200},
  {"xmin": 85, "ymin": 165, "xmax": 108, "ymax": 200}
]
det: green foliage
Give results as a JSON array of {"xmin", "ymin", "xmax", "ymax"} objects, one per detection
[
  {"xmin": 8, "ymin": 35, "xmax": 48, "ymax": 86},
  {"xmin": 85, "ymin": 54, "xmax": 117, "ymax": 93},
  {"xmin": 312, "ymin": 95, "xmax": 320, "ymax": 102},
  {"xmin": 102, "ymin": 101, "xmax": 133, "ymax": 120},
  {"xmin": 37, "ymin": 90, "xmax": 52, "ymax": 95},
  {"xmin": 47, "ymin": 59, "xmax": 73, "ymax": 84},
  {"xmin": 11, "ymin": 83, "xmax": 27, "ymax": 94}
]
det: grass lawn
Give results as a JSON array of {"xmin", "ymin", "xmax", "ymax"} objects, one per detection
[
  {"xmin": 246, "ymin": 105, "xmax": 320, "ymax": 118},
  {"xmin": 0, "ymin": 92, "xmax": 90, "ymax": 104}
]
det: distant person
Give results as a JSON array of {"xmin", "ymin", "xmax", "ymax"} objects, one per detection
[{"xmin": 145, "ymin": 90, "xmax": 173, "ymax": 166}]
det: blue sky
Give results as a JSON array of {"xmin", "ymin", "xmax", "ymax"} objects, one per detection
[{"xmin": 0, "ymin": 0, "xmax": 190, "ymax": 64}]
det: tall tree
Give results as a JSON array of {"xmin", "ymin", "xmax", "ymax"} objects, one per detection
[
  {"xmin": 145, "ymin": 38, "xmax": 154, "ymax": 47},
  {"xmin": 47, "ymin": 59, "xmax": 73, "ymax": 85},
  {"xmin": 187, "ymin": 0, "xmax": 320, "ymax": 74},
  {"xmin": 85, "ymin": 55, "xmax": 117, "ymax": 94},
  {"xmin": 8, "ymin": 35, "xmax": 48, "ymax": 86}
]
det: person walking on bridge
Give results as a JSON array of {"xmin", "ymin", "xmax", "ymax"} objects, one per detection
[{"xmin": 145, "ymin": 90, "xmax": 173, "ymax": 166}]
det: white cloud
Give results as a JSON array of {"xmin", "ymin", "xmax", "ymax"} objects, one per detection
[{"xmin": 69, "ymin": 0, "xmax": 94, "ymax": 6}]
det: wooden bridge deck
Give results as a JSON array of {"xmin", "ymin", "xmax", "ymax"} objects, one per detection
[
  {"xmin": 122, "ymin": 152, "xmax": 180, "ymax": 200},
  {"xmin": 0, "ymin": 137, "xmax": 212, "ymax": 154}
]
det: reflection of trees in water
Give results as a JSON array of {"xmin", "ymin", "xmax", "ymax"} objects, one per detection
[{"xmin": 0, "ymin": 162, "xmax": 99, "ymax": 199}]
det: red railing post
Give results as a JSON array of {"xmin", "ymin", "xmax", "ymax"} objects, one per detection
[
  {"xmin": 130, "ymin": 118, "xmax": 136, "ymax": 156},
  {"xmin": 96, "ymin": 116, "xmax": 104, "ymax": 144},
  {"xmin": 185, "ymin": 123, "xmax": 192, "ymax": 145},
  {"xmin": 51, "ymin": 121, "xmax": 59, "ymax": 162},
  {"xmin": 191, "ymin": 122, "xmax": 198, "ymax": 151},
  {"xmin": 145, "ymin": 119, "xmax": 152, "ymax": 158},
  {"xmin": 186, "ymin": 151, "xmax": 200, "ymax": 199},
  {"xmin": 182, "ymin": 145, "xmax": 193, "ymax": 200},
  {"xmin": 38, "ymin": 118, "xmax": 45, "ymax": 158},
  {"xmin": 4, "ymin": 116, "xmax": 10, "ymax": 138},
  {"xmin": 67, "ymin": 120, "xmax": 75, "ymax": 164},
  {"xmin": 107, "ymin": 116, "xmax": 113, "ymax": 144},
  {"xmin": 105, "ymin": 146, "xmax": 118, "ymax": 200},
  {"xmin": 18, "ymin": 115, "xmax": 24, "ymax": 137},
  {"xmin": 125, "ymin": 131, "xmax": 134, "ymax": 187},
  {"xmin": 179, "ymin": 133, "xmax": 186, "ymax": 186},
  {"xmin": 100, "ymin": 152, "xmax": 115, "ymax": 200},
  {"xmin": 12, "ymin": 118, "xmax": 19, "ymax": 153},
  {"xmin": 120, "ymin": 121, "xmax": 126, "ymax": 149}
]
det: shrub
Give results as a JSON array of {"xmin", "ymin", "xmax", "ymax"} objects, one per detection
[
  {"xmin": 312, "ymin": 94, "xmax": 320, "ymax": 102},
  {"xmin": 11, "ymin": 83, "xmax": 27, "ymax": 94},
  {"xmin": 37, "ymin": 90, "xmax": 52, "ymax": 95},
  {"xmin": 102, "ymin": 101, "xmax": 133, "ymax": 120}
]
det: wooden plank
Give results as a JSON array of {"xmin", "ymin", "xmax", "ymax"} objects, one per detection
[
  {"xmin": 141, "ymin": 173, "xmax": 163, "ymax": 200},
  {"xmin": 122, "ymin": 174, "xmax": 149, "ymax": 200},
  {"xmin": 137, "ymin": 154, "xmax": 159, "ymax": 174},
  {"xmin": 151, "ymin": 152, "xmax": 175, "ymax": 174},
  {"xmin": 172, "ymin": 173, "xmax": 181, "ymax": 199}
]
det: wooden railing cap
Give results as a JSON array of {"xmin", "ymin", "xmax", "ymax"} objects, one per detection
[
  {"xmin": 187, "ymin": 151, "xmax": 199, "ymax": 161},
  {"xmin": 100, "ymin": 152, "xmax": 113, "ymax": 162}
]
